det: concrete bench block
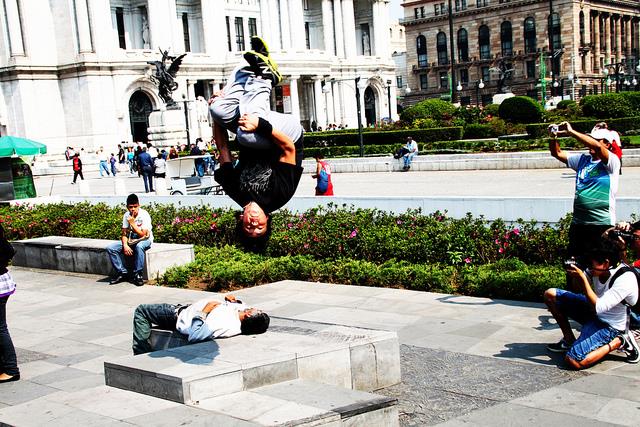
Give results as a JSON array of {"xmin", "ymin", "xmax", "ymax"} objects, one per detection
[
  {"xmin": 11, "ymin": 236, "xmax": 194, "ymax": 280},
  {"xmin": 195, "ymin": 379, "xmax": 398, "ymax": 426},
  {"xmin": 104, "ymin": 318, "xmax": 400, "ymax": 405}
]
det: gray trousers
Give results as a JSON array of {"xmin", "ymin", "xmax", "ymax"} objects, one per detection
[{"xmin": 209, "ymin": 66, "xmax": 274, "ymax": 149}]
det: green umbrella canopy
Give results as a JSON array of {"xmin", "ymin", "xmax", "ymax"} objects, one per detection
[{"xmin": 0, "ymin": 136, "xmax": 47, "ymax": 156}]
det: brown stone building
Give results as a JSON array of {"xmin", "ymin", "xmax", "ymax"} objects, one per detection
[{"xmin": 401, "ymin": 0, "xmax": 640, "ymax": 106}]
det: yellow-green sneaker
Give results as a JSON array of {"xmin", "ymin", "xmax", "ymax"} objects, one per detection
[
  {"xmin": 250, "ymin": 36, "xmax": 269, "ymax": 56},
  {"xmin": 244, "ymin": 51, "xmax": 282, "ymax": 86}
]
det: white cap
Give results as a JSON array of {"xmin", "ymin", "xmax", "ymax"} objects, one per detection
[{"xmin": 588, "ymin": 128, "xmax": 615, "ymax": 143}]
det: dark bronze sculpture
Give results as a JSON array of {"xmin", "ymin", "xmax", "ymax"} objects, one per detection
[
  {"xmin": 491, "ymin": 60, "xmax": 514, "ymax": 94},
  {"xmin": 147, "ymin": 48, "xmax": 186, "ymax": 108}
]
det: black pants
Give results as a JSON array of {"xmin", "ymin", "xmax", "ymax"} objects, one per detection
[
  {"xmin": 0, "ymin": 296, "xmax": 19, "ymax": 376},
  {"xmin": 73, "ymin": 170, "xmax": 84, "ymax": 183}
]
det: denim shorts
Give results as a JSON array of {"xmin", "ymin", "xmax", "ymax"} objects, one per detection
[{"xmin": 555, "ymin": 289, "xmax": 621, "ymax": 362}]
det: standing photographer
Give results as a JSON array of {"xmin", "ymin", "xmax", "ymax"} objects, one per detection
[{"xmin": 548, "ymin": 121, "xmax": 621, "ymax": 270}]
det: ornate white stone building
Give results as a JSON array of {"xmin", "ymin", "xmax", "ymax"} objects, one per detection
[{"xmin": 0, "ymin": 0, "xmax": 396, "ymax": 154}]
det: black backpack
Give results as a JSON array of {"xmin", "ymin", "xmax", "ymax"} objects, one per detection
[{"xmin": 608, "ymin": 264, "xmax": 640, "ymax": 315}]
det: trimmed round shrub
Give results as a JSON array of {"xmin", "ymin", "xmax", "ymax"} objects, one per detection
[
  {"xmin": 483, "ymin": 104, "xmax": 500, "ymax": 117},
  {"xmin": 580, "ymin": 93, "xmax": 634, "ymax": 118},
  {"xmin": 498, "ymin": 96, "xmax": 544, "ymax": 123},
  {"xmin": 556, "ymin": 100, "xmax": 576, "ymax": 110},
  {"xmin": 400, "ymin": 99, "xmax": 456, "ymax": 124}
]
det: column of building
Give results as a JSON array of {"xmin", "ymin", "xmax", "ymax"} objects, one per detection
[
  {"xmin": 147, "ymin": 0, "xmax": 178, "ymax": 50},
  {"xmin": 371, "ymin": 0, "xmax": 389, "ymax": 58},
  {"xmin": 279, "ymin": 0, "xmax": 292, "ymax": 49},
  {"xmin": 267, "ymin": 0, "xmax": 282, "ymax": 50},
  {"xmin": 313, "ymin": 77, "xmax": 327, "ymax": 127},
  {"xmin": 333, "ymin": 0, "xmax": 345, "ymax": 57},
  {"xmin": 201, "ymin": 1, "xmax": 227, "ymax": 58},
  {"xmin": 341, "ymin": 0, "xmax": 357, "ymax": 57},
  {"xmin": 624, "ymin": 17, "xmax": 632, "ymax": 58},
  {"xmin": 321, "ymin": 0, "xmax": 334, "ymax": 54},
  {"xmin": 592, "ymin": 11, "xmax": 600, "ymax": 74},
  {"xmin": 3, "ymin": 0, "xmax": 26, "ymax": 56},
  {"xmin": 289, "ymin": 76, "xmax": 301, "ymax": 120},
  {"xmin": 615, "ymin": 15, "xmax": 622, "ymax": 63},
  {"xmin": 604, "ymin": 14, "xmax": 611, "ymax": 64},
  {"xmin": 259, "ymin": 0, "xmax": 272, "ymax": 46},
  {"xmin": 73, "ymin": 0, "xmax": 94, "ymax": 53},
  {"xmin": 288, "ymin": 0, "xmax": 305, "ymax": 50}
]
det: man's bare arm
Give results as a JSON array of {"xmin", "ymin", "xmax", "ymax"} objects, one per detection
[
  {"xmin": 548, "ymin": 138, "xmax": 568, "ymax": 164},
  {"xmin": 238, "ymin": 114, "xmax": 296, "ymax": 165},
  {"xmin": 214, "ymin": 122, "xmax": 232, "ymax": 165},
  {"xmin": 561, "ymin": 121, "xmax": 609, "ymax": 162}
]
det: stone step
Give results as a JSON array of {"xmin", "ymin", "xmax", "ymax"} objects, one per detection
[
  {"xmin": 194, "ymin": 379, "xmax": 398, "ymax": 426},
  {"xmin": 104, "ymin": 317, "xmax": 400, "ymax": 405}
]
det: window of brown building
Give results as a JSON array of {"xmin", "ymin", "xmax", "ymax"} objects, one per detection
[
  {"xmin": 420, "ymin": 74, "xmax": 428, "ymax": 89},
  {"xmin": 437, "ymin": 31, "xmax": 448, "ymax": 65},
  {"xmin": 501, "ymin": 21, "xmax": 512, "ymax": 56},
  {"xmin": 479, "ymin": 25, "xmax": 490, "ymax": 59},
  {"xmin": 417, "ymin": 35, "xmax": 428, "ymax": 67},
  {"xmin": 524, "ymin": 17, "xmax": 536, "ymax": 53},
  {"xmin": 458, "ymin": 28, "xmax": 469, "ymax": 61},
  {"xmin": 579, "ymin": 12, "xmax": 585, "ymax": 46},
  {"xmin": 439, "ymin": 72, "xmax": 449, "ymax": 88},
  {"xmin": 549, "ymin": 13, "xmax": 561, "ymax": 51}
]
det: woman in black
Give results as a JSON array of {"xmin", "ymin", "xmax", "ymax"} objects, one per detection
[{"xmin": 0, "ymin": 224, "xmax": 19, "ymax": 383}]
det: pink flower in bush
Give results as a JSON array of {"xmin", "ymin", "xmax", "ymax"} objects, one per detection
[
  {"xmin": 494, "ymin": 239, "xmax": 500, "ymax": 244},
  {"xmin": 396, "ymin": 220, "xmax": 403, "ymax": 225},
  {"xmin": 464, "ymin": 257, "xmax": 472, "ymax": 264},
  {"xmin": 349, "ymin": 229, "xmax": 358, "ymax": 238},
  {"xmin": 513, "ymin": 228, "xmax": 520, "ymax": 236},
  {"xmin": 304, "ymin": 243, "xmax": 309, "ymax": 249},
  {"xmin": 498, "ymin": 247, "xmax": 504, "ymax": 253}
]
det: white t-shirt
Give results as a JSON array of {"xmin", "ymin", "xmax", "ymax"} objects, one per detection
[
  {"xmin": 176, "ymin": 299, "xmax": 245, "ymax": 342},
  {"xmin": 122, "ymin": 208, "xmax": 153, "ymax": 242},
  {"xmin": 98, "ymin": 151, "xmax": 108, "ymax": 162},
  {"xmin": 592, "ymin": 264, "xmax": 639, "ymax": 330},
  {"xmin": 154, "ymin": 158, "xmax": 166, "ymax": 174}
]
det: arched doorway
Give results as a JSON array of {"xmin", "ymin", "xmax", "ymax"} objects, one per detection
[
  {"xmin": 364, "ymin": 87, "xmax": 376, "ymax": 126},
  {"xmin": 129, "ymin": 91, "xmax": 153, "ymax": 142}
]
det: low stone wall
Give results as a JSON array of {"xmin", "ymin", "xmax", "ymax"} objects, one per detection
[{"xmin": 11, "ymin": 236, "xmax": 194, "ymax": 280}]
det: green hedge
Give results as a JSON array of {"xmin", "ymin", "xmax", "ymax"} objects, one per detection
[
  {"xmin": 160, "ymin": 245, "xmax": 564, "ymax": 302},
  {"xmin": 580, "ymin": 93, "xmax": 634, "ymax": 118},
  {"xmin": 526, "ymin": 116, "xmax": 640, "ymax": 138},
  {"xmin": 3, "ymin": 203, "xmax": 575, "ymax": 302},
  {"xmin": 304, "ymin": 127, "xmax": 463, "ymax": 148}
]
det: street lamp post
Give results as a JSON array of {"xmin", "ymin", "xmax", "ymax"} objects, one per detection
[
  {"xmin": 181, "ymin": 94, "xmax": 191, "ymax": 145},
  {"xmin": 386, "ymin": 80, "xmax": 392, "ymax": 121},
  {"xmin": 476, "ymin": 79, "xmax": 484, "ymax": 107},
  {"xmin": 355, "ymin": 77, "xmax": 367, "ymax": 157}
]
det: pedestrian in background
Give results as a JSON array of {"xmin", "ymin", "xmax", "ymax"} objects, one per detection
[
  {"xmin": 154, "ymin": 153, "xmax": 166, "ymax": 179},
  {"xmin": 0, "ymin": 223, "xmax": 19, "ymax": 383},
  {"xmin": 127, "ymin": 148, "xmax": 135, "ymax": 174},
  {"xmin": 402, "ymin": 137, "xmax": 418, "ymax": 171},
  {"xmin": 97, "ymin": 147, "xmax": 111, "ymax": 177},
  {"xmin": 312, "ymin": 153, "xmax": 333, "ymax": 196},
  {"xmin": 110, "ymin": 153, "xmax": 118, "ymax": 176},
  {"xmin": 71, "ymin": 153, "xmax": 83, "ymax": 184},
  {"xmin": 138, "ymin": 147, "xmax": 154, "ymax": 193}
]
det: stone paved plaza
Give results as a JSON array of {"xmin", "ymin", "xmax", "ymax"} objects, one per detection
[{"xmin": 1, "ymin": 267, "xmax": 639, "ymax": 426}]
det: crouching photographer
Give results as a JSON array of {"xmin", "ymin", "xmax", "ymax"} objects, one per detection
[
  {"xmin": 612, "ymin": 221, "xmax": 640, "ymax": 329},
  {"xmin": 543, "ymin": 234, "xmax": 639, "ymax": 369}
]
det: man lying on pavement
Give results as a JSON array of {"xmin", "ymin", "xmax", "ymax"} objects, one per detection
[{"xmin": 132, "ymin": 295, "xmax": 270, "ymax": 355}]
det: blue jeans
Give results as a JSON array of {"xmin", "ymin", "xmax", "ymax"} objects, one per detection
[
  {"xmin": 99, "ymin": 160, "xmax": 110, "ymax": 177},
  {"xmin": 403, "ymin": 152, "xmax": 417, "ymax": 168},
  {"xmin": 195, "ymin": 162, "xmax": 205, "ymax": 177},
  {"xmin": 0, "ymin": 296, "xmax": 19, "ymax": 376},
  {"xmin": 132, "ymin": 303, "xmax": 178, "ymax": 355},
  {"xmin": 106, "ymin": 240, "xmax": 152, "ymax": 275},
  {"xmin": 555, "ymin": 289, "xmax": 621, "ymax": 362},
  {"xmin": 142, "ymin": 171, "xmax": 154, "ymax": 193}
]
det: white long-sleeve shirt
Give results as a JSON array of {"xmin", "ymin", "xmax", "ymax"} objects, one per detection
[{"xmin": 175, "ymin": 299, "xmax": 246, "ymax": 343}]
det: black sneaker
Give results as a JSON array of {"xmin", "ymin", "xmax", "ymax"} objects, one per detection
[
  {"xmin": 547, "ymin": 339, "xmax": 570, "ymax": 353},
  {"xmin": 243, "ymin": 51, "xmax": 281, "ymax": 86},
  {"xmin": 620, "ymin": 332, "xmax": 640, "ymax": 363},
  {"xmin": 132, "ymin": 272, "xmax": 144, "ymax": 287},
  {"xmin": 109, "ymin": 272, "xmax": 127, "ymax": 285},
  {"xmin": 250, "ymin": 36, "xmax": 269, "ymax": 56}
]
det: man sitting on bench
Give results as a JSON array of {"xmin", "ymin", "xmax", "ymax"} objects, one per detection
[{"xmin": 132, "ymin": 295, "xmax": 270, "ymax": 355}]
